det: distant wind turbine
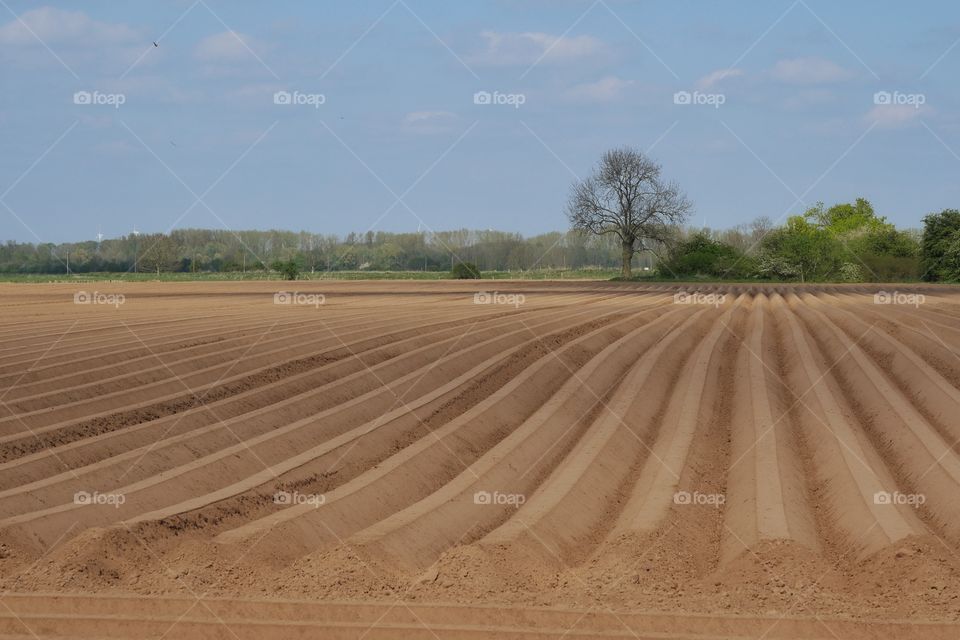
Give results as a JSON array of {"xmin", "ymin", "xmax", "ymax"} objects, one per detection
[{"xmin": 132, "ymin": 227, "xmax": 141, "ymax": 273}]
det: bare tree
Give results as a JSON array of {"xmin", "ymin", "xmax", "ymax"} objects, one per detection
[
  {"xmin": 567, "ymin": 147, "xmax": 692, "ymax": 278},
  {"xmin": 139, "ymin": 233, "xmax": 179, "ymax": 274}
]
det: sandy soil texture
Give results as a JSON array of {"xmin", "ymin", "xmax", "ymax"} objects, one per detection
[{"xmin": 1, "ymin": 280, "xmax": 960, "ymax": 639}]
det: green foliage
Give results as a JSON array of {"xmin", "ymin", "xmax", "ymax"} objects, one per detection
[
  {"xmin": 754, "ymin": 198, "xmax": 922, "ymax": 282},
  {"xmin": 0, "ymin": 198, "xmax": 945, "ymax": 285},
  {"xmin": 0, "ymin": 268, "xmax": 623, "ymax": 283},
  {"xmin": 450, "ymin": 262, "xmax": 481, "ymax": 279},
  {"xmin": 0, "ymin": 229, "xmax": 634, "ymax": 275},
  {"xmin": 758, "ymin": 215, "xmax": 840, "ymax": 281},
  {"xmin": 814, "ymin": 198, "xmax": 919, "ymax": 275},
  {"xmin": 858, "ymin": 255, "xmax": 921, "ymax": 281},
  {"xmin": 659, "ymin": 232, "xmax": 755, "ymax": 278},
  {"xmin": 814, "ymin": 198, "xmax": 885, "ymax": 234},
  {"xmin": 838, "ymin": 262, "xmax": 864, "ymax": 282},
  {"xmin": 921, "ymin": 209, "xmax": 960, "ymax": 281},
  {"xmin": 844, "ymin": 226, "xmax": 919, "ymax": 258},
  {"xmin": 271, "ymin": 259, "xmax": 301, "ymax": 281}
]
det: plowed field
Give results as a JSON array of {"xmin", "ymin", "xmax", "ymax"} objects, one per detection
[{"xmin": 2, "ymin": 280, "xmax": 960, "ymax": 639}]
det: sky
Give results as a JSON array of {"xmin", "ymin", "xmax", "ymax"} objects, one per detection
[{"xmin": 2, "ymin": 0, "xmax": 960, "ymax": 244}]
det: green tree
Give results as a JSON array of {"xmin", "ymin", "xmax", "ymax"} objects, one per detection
[
  {"xmin": 660, "ymin": 232, "xmax": 755, "ymax": 278},
  {"xmin": 759, "ymin": 215, "xmax": 839, "ymax": 281},
  {"xmin": 814, "ymin": 198, "xmax": 883, "ymax": 234},
  {"xmin": 271, "ymin": 259, "xmax": 301, "ymax": 280},
  {"xmin": 845, "ymin": 225, "xmax": 919, "ymax": 258},
  {"xmin": 921, "ymin": 209, "xmax": 960, "ymax": 281},
  {"xmin": 451, "ymin": 262, "xmax": 480, "ymax": 279},
  {"xmin": 804, "ymin": 198, "xmax": 920, "ymax": 280}
]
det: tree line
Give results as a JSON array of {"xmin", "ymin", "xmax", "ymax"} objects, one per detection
[
  {"xmin": 660, "ymin": 199, "xmax": 928, "ymax": 282},
  {"xmin": 5, "ymin": 145, "xmax": 960, "ymax": 282},
  {"xmin": 565, "ymin": 146, "xmax": 954, "ymax": 282},
  {"xmin": 0, "ymin": 228, "xmax": 648, "ymax": 275},
  {"xmin": 4, "ymin": 210, "xmax": 959, "ymax": 281}
]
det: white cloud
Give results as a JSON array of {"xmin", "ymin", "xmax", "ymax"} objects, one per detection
[
  {"xmin": 696, "ymin": 68, "xmax": 744, "ymax": 89},
  {"xmin": 865, "ymin": 104, "xmax": 929, "ymax": 129},
  {"xmin": 0, "ymin": 7, "xmax": 138, "ymax": 45},
  {"xmin": 402, "ymin": 111, "xmax": 459, "ymax": 134},
  {"xmin": 195, "ymin": 31, "xmax": 264, "ymax": 62},
  {"xmin": 771, "ymin": 57, "xmax": 852, "ymax": 84},
  {"xmin": 469, "ymin": 30, "xmax": 605, "ymax": 66},
  {"xmin": 564, "ymin": 76, "xmax": 633, "ymax": 103},
  {"xmin": 0, "ymin": 8, "xmax": 143, "ymax": 73}
]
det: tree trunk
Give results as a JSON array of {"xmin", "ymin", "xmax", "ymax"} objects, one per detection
[{"xmin": 620, "ymin": 239, "xmax": 634, "ymax": 279}]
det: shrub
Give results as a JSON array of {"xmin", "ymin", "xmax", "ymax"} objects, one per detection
[
  {"xmin": 659, "ymin": 232, "xmax": 755, "ymax": 278},
  {"xmin": 271, "ymin": 260, "xmax": 300, "ymax": 281},
  {"xmin": 758, "ymin": 216, "xmax": 840, "ymax": 282},
  {"xmin": 838, "ymin": 262, "xmax": 864, "ymax": 282},
  {"xmin": 843, "ymin": 226, "xmax": 919, "ymax": 258},
  {"xmin": 451, "ymin": 262, "xmax": 481, "ymax": 279},
  {"xmin": 921, "ymin": 209, "xmax": 960, "ymax": 281},
  {"xmin": 858, "ymin": 255, "xmax": 921, "ymax": 281}
]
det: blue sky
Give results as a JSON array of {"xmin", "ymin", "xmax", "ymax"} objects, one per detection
[{"xmin": 2, "ymin": 0, "xmax": 959, "ymax": 244}]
